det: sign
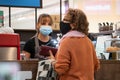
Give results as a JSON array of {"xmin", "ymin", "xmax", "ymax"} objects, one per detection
[
  {"xmin": 0, "ymin": 11, "xmax": 3, "ymax": 27},
  {"xmin": 0, "ymin": 0, "xmax": 42, "ymax": 8}
]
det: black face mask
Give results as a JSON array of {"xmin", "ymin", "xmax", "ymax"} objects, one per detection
[{"xmin": 60, "ymin": 21, "xmax": 71, "ymax": 35}]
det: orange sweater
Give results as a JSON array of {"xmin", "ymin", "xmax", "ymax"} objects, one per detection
[{"xmin": 55, "ymin": 36, "xmax": 100, "ymax": 80}]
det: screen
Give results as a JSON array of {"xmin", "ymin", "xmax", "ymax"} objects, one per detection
[{"xmin": 0, "ymin": 0, "xmax": 42, "ymax": 8}]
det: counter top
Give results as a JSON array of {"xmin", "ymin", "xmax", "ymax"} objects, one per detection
[
  {"xmin": 0, "ymin": 60, "xmax": 120, "ymax": 80},
  {"xmin": 95, "ymin": 60, "xmax": 120, "ymax": 80}
]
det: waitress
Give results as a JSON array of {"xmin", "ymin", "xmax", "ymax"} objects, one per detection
[{"xmin": 22, "ymin": 13, "xmax": 56, "ymax": 59}]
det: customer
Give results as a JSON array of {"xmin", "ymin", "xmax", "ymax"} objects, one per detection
[
  {"xmin": 50, "ymin": 8, "xmax": 100, "ymax": 80},
  {"xmin": 23, "ymin": 13, "xmax": 56, "ymax": 59}
]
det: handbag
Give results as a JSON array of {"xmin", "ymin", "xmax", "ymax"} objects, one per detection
[{"xmin": 36, "ymin": 59, "xmax": 58, "ymax": 80}]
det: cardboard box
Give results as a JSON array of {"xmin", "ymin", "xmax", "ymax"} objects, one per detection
[
  {"xmin": 52, "ymin": 22, "xmax": 60, "ymax": 30},
  {"xmin": 51, "ymin": 15, "xmax": 60, "ymax": 23}
]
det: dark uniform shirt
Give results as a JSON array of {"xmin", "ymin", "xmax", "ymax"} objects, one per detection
[{"xmin": 23, "ymin": 37, "xmax": 56, "ymax": 58}]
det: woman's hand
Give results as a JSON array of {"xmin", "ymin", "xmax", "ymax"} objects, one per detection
[
  {"xmin": 49, "ymin": 50, "xmax": 55, "ymax": 60},
  {"xmin": 48, "ymin": 50, "xmax": 56, "ymax": 66}
]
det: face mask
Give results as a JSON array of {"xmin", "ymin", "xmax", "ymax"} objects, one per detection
[
  {"xmin": 60, "ymin": 21, "xmax": 71, "ymax": 35},
  {"xmin": 39, "ymin": 25, "xmax": 52, "ymax": 36}
]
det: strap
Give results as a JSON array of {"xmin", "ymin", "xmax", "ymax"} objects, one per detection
[
  {"xmin": 35, "ymin": 35, "xmax": 40, "ymax": 54},
  {"xmin": 34, "ymin": 35, "xmax": 44, "ymax": 59}
]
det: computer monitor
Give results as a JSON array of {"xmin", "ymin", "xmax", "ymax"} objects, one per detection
[{"xmin": 0, "ymin": 0, "xmax": 42, "ymax": 8}]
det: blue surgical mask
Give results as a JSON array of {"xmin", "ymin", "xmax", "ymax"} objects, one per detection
[{"xmin": 39, "ymin": 25, "xmax": 52, "ymax": 36}]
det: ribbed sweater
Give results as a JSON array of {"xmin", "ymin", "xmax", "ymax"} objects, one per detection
[{"xmin": 55, "ymin": 36, "xmax": 100, "ymax": 80}]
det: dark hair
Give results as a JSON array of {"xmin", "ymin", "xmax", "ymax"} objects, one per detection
[{"xmin": 64, "ymin": 8, "xmax": 89, "ymax": 35}]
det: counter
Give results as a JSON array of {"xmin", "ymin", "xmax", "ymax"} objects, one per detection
[
  {"xmin": 1, "ymin": 60, "xmax": 120, "ymax": 80},
  {"xmin": 95, "ymin": 60, "xmax": 120, "ymax": 80},
  {"xmin": 19, "ymin": 60, "xmax": 38, "ymax": 80}
]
